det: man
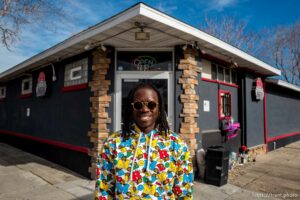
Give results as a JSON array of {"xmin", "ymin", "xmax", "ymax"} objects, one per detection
[{"xmin": 95, "ymin": 83, "xmax": 193, "ymax": 199}]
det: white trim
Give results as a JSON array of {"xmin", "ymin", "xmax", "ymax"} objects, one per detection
[
  {"xmin": 139, "ymin": 4, "xmax": 281, "ymax": 76},
  {"xmin": 69, "ymin": 66, "xmax": 83, "ymax": 80},
  {"xmin": 0, "ymin": 5, "xmax": 141, "ymax": 79},
  {"xmin": 266, "ymin": 79, "xmax": 300, "ymax": 93},
  {"xmin": 21, "ymin": 77, "xmax": 32, "ymax": 95},
  {"xmin": 0, "ymin": 3, "xmax": 281, "ymax": 80}
]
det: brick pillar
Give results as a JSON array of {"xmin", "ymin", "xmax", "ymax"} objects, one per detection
[
  {"xmin": 88, "ymin": 49, "xmax": 112, "ymax": 179},
  {"xmin": 178, "ymin": 47, "xmax": 201, "ymax": 159}
]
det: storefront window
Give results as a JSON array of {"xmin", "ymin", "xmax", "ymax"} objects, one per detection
[
  {"xmin": 212, "ymin": 63, "xmax": 217, "ymax": 80},
  {"xmin": 225, "ymin": 68, "xmax": 230, "ymax": 82},
  {"xmin": 211, "ymin": 62, "xmax": 237, "ymax": 84},
  {"xmin": 117, "ymin": 51, "xmax": 172, "ymax": 71},
  {"xmin": 218, "ymin": 66, "xmax": 224, "ymax": 81},
  {"xmin": 231, "ymin": 70, "xmax": 237, "ymax": 84}
]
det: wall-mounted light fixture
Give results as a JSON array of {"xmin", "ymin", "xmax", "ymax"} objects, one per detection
[
  {"xmin": 135, "ymin": 22, "xmax": 150, "ymax": 40},
  {"xmin": 100, "ymin": 43, "xmax": 106, "ymax": 52},
  {"xmin": 182, "ymin": 43, "xmax": 188, "ymax": 51},
  {"xmin": 230, "ymin": 60, "xmax": 239, "ymax": 68},
  {"xmin": 84, "ymin": 42, "xmax": 92, "ymax": 50}
]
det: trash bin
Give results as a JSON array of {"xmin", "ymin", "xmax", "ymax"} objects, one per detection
[{"xmin": 204, "ymin": 146, "xmax": 229, "ymax": 186}]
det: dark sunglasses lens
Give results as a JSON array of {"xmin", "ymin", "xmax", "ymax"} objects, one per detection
[
  {"xmin": 148, "ymin": 101, "xmax": 157, "ymax": 110},
  {"xmin": 133, "ymin": 102, "xmax": 143, "ymax": 110}
]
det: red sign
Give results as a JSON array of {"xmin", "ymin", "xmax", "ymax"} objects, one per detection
[
  {"xmin": 254, "ymin": 78, "xmax": 264, "ymax": 100},
  {"xmin": 36, "ymin": 71, "xmax": 47, "ymax": 97}
]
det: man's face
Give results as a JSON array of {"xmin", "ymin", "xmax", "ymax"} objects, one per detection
[{"xmin": 132, "ymin": 87, "xmax": 159, "ymax": 133}]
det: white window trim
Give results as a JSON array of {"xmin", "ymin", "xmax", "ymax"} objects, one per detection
[
  {"xmin": 69, "ymin": 66, "xmax": 83, "ymax": 80},
  {"xmin": 211, "ymin": 62, "xmax": 237, "ymax": 84},
  {"xmin": 0, "ymin": 86, "xmax": 6, "ymax": 98},
  {"xmin": 22, "ymin": 77, "xmax": 32, "ymax": 94}
]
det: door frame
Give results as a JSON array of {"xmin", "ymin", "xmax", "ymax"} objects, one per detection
[{"xmin": 114, "ymin": 71, "xmax": 174, "ymax": 131}]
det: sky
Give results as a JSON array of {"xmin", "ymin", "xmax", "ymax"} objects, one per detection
[{"xmin": 0, "ymin": 0, "xmax": 299, "ymax": 73}]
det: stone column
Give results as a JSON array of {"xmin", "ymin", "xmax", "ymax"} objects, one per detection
[
  {"xmin": 178, "ymin": 47, "xmax": 201, "ymax": 158},
  {"xmin": 88, "ymin": 49, "xmax": 112, "ymax": 179}
]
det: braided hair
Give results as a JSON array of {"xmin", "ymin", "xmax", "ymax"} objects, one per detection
[{"xmin": 122, "ymin": 83, "xmax": 169, "ymax": 139}]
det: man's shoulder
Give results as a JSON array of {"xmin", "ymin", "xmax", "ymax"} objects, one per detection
[
  {"xmin": 106, "ymin": 131, "xmax": 123, "ymax": 141},
  {"xmin": 168, "ymin": 131, "xmax": 185, "ymax": 144}
]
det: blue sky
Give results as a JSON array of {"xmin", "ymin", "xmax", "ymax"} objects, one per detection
[{"xmin": 0, "ymin": 0, "xmax": 299, "ymax": 73}]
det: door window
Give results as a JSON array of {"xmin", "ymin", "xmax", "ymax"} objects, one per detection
[
  {"xmin": 117, "ymin": 51, "xmax": 172, "ymax": 71},
  {"xmin": 121, "ymin": 79, "xmax": 168, "ymax": 125}
]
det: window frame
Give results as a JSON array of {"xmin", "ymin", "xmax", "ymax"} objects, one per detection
[
  {"xmin": 0, "ymin": 86, "xmax": 6, "ymax": 99},
  {"xmin": 218, "ymin": 90, "xmax": 232, "ymax": 120},
  {"xmin": 211, "ymin": 62, "xmax": 237, "ymax": 84},
  {"xmin": 69, "ymin": 66, "xmax": 83, "ymax": 80},
  {"xmin": 21, "ymin": 77, "xmax": 33, "ymax": 95}
]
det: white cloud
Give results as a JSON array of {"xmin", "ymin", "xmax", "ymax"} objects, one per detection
[
  {"xmin": 154, "ymin": 1, "xmax": 178, "ymax": 14},
  {"xmin": 206, "ymin": 0, "xmax": 238, "ymax": 11},
  {"xmin": 0, "ymin": 47, "xmax": 29, "ymax": 73}
]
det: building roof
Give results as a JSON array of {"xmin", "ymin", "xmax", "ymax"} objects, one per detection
[
  {"xmin": 266, "ymin": 78, "xmax": 300, "ymax": 93},
  {"xmin": 0, "ymin": 3, "xmax": 281, "ymax": 82}
]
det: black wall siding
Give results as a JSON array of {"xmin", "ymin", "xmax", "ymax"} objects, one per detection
[
  {"xmin": 0, "ymin": 51, "xmax": 93, "ymax": 148},
  {"xmin": 244, "ymin": 73, "xmax": 264, "ymax": 147},
  {"xmin": 266, "ymin": 84, "xmax": 300, "ymax": 138},
  {"xmin": 198, "ymin": 80, "xmax": 219, "ymax": 131},
  {"xmin": 197, "ymin": 78, "xmax": 239, "ymax": 151}
]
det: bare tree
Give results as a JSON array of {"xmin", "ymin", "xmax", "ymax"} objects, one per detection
[
  {"xmin": 260, "ymin": 21, "xmax": 300, "ymax": 85},
  {"xmin": 201, "ymin": 15, "xmax": 300, "ymax": 86},
  {"xmin": 200, "ymin": 15, "xmax": 260, "ymax": 54},
  {"xmin": 0, "ymin": 0, "xmax": 64, "ymax": 49}
]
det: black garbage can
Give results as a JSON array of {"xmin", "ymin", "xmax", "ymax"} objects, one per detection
[{"xmin": 204, "ymin": 146, "xmax": 229, "ymax": 186}]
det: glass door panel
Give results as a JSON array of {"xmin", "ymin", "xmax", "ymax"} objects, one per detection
[{"xmin": 121, "ymin": 79, "xmax": 168, "ymax": 125}]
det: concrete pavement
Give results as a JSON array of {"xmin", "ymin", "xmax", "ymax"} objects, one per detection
[{"xmin": 0, "ymin": 141, "xmax": 299, "ymax": 200}]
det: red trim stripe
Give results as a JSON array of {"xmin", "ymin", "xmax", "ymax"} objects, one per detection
[
  {"xmin": 267, "ymin": 132, "xmax": 300, "ymax": 143},
  {"xmin": 0, "ymin": 130, "xmax": 89, "ymax": 154},
  {"xmin": 61, "ymin": 83, "xmax": 88, "ymax": 92},
  {"xmin": 20, "ymin": 93, "xmax": 32, "ymax": 99},
  {"xmin": 201, "ymin": 77, "xmax": 239, "ymax": 88}
]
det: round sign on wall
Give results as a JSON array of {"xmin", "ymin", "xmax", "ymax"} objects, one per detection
[{"xmin": 36, "ymin": 71, "xmax": 47, "ymax": 97}]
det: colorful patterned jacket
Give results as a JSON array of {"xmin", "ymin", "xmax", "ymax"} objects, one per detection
[{"xmin": 95, "ymin": 125, "xmax": 193, "ymax": 200}]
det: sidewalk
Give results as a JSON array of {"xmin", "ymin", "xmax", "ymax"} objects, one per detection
[{"xmin": 0, "ymin": 141, "xmax": 299, "ymax": 200}]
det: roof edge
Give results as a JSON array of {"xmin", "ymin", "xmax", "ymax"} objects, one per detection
[
  {"xmin": 0, "ymin": 3, "xmax": 144, "ymax": 80},
  {"xmin": 139, "ymin": 4, "xmax": 281, "ymax": 76},
  {"xmin": 266, "ymin": 78, "xmax": 300, "ymax": 92}
]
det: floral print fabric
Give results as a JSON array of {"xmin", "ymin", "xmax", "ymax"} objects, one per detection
[{"xmin": 95, "ymin": 125, "xmax": 193, "ymax": 200}]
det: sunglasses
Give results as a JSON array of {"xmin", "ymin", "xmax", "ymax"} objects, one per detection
[{"xmin": 131, "ymin": 101, "xmax": 159, "ymax": 111}]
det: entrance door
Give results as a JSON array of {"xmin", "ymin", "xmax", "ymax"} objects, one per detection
[{"xmin": 115, "ymin": 72, "xmax": 174, "ymax": 131}]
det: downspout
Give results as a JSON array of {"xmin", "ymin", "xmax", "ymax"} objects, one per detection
[
  {"xmin": 240, "ymin": 73, "xmax": 247, "ymax": 146},
  {"xmin": 263, "ymin": 81, "xmax": 268, "ymax": 153}
]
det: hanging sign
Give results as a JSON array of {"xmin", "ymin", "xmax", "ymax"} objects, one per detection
[
  {"xmin": 132, "ymin": 56, "xmax": 157, "ymax": 71},
  {"xmin": 254, "ymin": 77, "xmax": 264, "ymax": 100},
  {"xmin": 36, "ymin": 71, "xmax": 47, "ymax": 97}
]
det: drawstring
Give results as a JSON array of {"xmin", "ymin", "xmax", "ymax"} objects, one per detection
[
  {"xmin": 129, "ymin": 129, "xmax": 157, "ymax": 181},
  {"xmin": 146, "ymin": 129, "xmax": 156, "ymax": 171},
  {"xmin": 130, "ymin": 132, "xmax": 143, "ymax": 181}
]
